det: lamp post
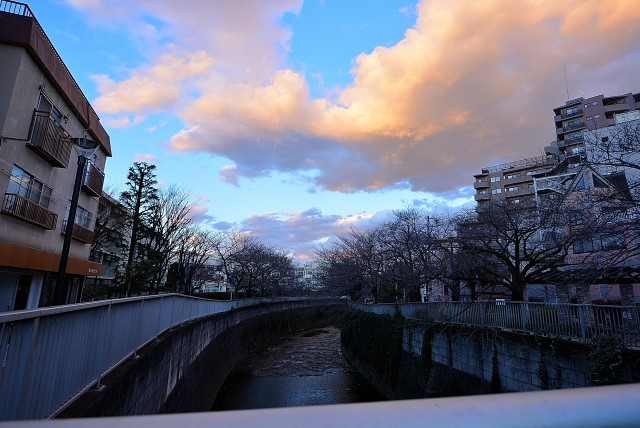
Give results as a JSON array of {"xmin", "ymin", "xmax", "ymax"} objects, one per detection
[{"xmin": 54, "ymin": 137, "xmax": 99, "ymax": 306}]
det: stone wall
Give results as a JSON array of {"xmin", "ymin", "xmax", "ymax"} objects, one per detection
[{"xmin": 59, "ymin": 300, "xmax": 346, "ymax": 418}]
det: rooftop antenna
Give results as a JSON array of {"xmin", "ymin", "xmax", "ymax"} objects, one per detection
[{"xmin": 563, "ymin": 66, "xmax": 570, "ymax": 100}]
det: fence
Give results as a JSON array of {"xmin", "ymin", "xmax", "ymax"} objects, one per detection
[
  {"xmin": 0, "ymin": 295, "xmax": 310, "ymax": 420},
  {"xmin": 354, "ymin": 301, "xmax": 640, "ymax": 348}
]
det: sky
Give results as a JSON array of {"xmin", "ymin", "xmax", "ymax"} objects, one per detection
[{"xmin": 32, "ymin": 0, "xmax": 640, "ymax": 262}]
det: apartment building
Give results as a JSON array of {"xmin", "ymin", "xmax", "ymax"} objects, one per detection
[
  {"xmin": 83, "ymin": 192, "xmax": 129, "ymax": 300},
  {"xmin": 0, "ymin": 2, "xmax": 111, "ymax": 311},
  {"xmin": 549, "ymin": 92, "xmax": 640, "ymax": 159},
  {"xmin": 472, "ymin": 91, "xmax": 640, "ymax": 303},
  {"xmin": 473, "ymin": 155, "xmax": 558, "ymax": 205},
  {"xmin": 474, "ymin": 91, "xmax": 640, "ymax": 206}
]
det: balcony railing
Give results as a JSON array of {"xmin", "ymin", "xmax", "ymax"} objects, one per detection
[
  {"xmin": 473, "ymin": 180, "xmax": 489, "ymax": 189},
  {"xmin": 485, "ymin": 155, "xmax": 556, "ymax": 173},
  {"xmin": 81, "ymin": 160, "xmax": 104, "ymax": 197},
  {"xmin": 1, "ymin": 193, "xmax": 57, "ymax": 229},
  {"xmin": 561, "ymin": 108, "xmax": 582, "ymax": 119},
  {"xmin": 26, "ymin": 110, "xmax": 72, "ymax": 168},
  {"xmin": 0, "ymin": 0, "xmax": 33, "ymax": 16},
  {"xmin": 558, "ymin": 134, "xmax": 584, "ymax": 147},
  {"xmin": 563, "ymin": 121, "xmax": 585, "ymax": 132},
  {"xmin": 62, "ymin": 220, "xmax": 95, "ymax": 244}
]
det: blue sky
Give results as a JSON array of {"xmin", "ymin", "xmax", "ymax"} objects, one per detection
[{"xmin": 32, "ymin": 0, "xmax": 640, "ymax": 261}]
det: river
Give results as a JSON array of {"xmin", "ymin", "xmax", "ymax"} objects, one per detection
[{"xmin": 211, "ymin": 326, "xmax": 384, "ymax": 410}]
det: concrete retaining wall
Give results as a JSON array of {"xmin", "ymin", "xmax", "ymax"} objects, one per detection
[
  {"xmin": 59, "ymin": 300, "xmax": 346, "ymax": 418},
  {"xmin": 342, "ymin": 308, "xmax": 639, "ymax": 400}
]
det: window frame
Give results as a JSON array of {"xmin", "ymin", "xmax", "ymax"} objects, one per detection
[
  {"xmin": 7, "ymin": 165, "xmax": 53, "ymax": 209},
  {"xmin": 573, "ymin": 238, "xmax": 594, "ymax": 254}
]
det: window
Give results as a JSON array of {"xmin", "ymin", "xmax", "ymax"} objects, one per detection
[
  {"xmin": 490, "ymin": 176, "xmax": 501, "ymax": 183},
  {"xmin": 601, "ymin": 136, "xmax": 609, "ymax": 143},
  {"xmin": 504, "ymin": 173, "xmax": 519, "ymax": 180},
  {"xmin": 7, "ymin": 165, "xmax": 52, "ymax": 209},
  {"xmin": 565, "ymin": 107, "xmax": 580, "ymax": 115},
  {"xmin": 593, "ymin": 176, "xmax": 608, "ymax": 188},
  {"xmin": 573, "ymin": 238, "xmax": 593, "ymax": 254},
  {"xmin": 507, "ymin": 186, "xmax": 519, "ymax": 192},
  {"xmin": 491, "ymin": 188, "xmax": 502, "ymax": 195},
  {"xmin": 37, "ymin": 94, "xmax": 64, "ymax": 124},
  {"xmin": 594, "ymin": 114, "xmax": 600, "ymax": 119},
  {"xmin": 586, "ymin": 116, "xmax": 593, "ymax": 121},
  {"xmin": 584, "ymin": 104, "xmax": 590, "ymax": 109},
  {"xmin": 569, "ymin": 211, "xmax": 583, "ymax": 226},
  {"xmin": 601, "ymin": 233, "xmax": 625, "ymax": 250},
  {"xmin": 65, "ymin": 204, "xmax": 93, "ymax": 229},
  {"xmin": 592, "ymin": 101, "xmax": 598, "ymax": 106},
  {"xmin": 568, "ymin": 133, "xmax": 583, "ymax": 140}
]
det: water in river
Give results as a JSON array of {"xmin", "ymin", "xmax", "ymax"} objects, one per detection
[{"xmin": 211, "ymin": 326, "xmax": 384, "ymax": 410}]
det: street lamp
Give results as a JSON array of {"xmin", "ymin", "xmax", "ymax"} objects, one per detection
[{"xmin": 54, "ymin": 136, "xmax": 99, "ymax": 306}]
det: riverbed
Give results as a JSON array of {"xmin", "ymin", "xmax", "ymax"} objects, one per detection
[{"xmin": 211, "ymin": 326, "xmax": 384, "ymax": 410}]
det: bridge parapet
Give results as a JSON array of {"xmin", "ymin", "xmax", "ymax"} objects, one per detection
[{"xmin": 0, "ymin": 295, "xmax": 333, "ymax": 420}]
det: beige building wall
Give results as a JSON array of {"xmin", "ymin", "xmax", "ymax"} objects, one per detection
[{"xmin": 0, "ymin": 6, "xmax": 111, "ymax": 311}]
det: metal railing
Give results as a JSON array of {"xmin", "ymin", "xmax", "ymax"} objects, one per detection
[
  {"xmin": 27, "ymin": 110, "xmax": 72, "ymax": 168},
  {"xmin": 0, "ymin": 295, "xmax": 318, "ymax": 420},
  {"xmin": 1, "ymin": 193, "xmax": 58, "ymax": 230},
  {"xmin": 355, "ymin": 301, "xmax": 640, "ymax": 348},
  {"xmin": 0, "ymin": 0, "xmax": 32, "ymax": 16},
  {"xmin": 61, "ymin": 220, "xmax": 95, "ymax": 244},
  {"xmin": 485, "ymin": 155, "xmax": 555, "ymax": 173},
  {"xmin": 81, "ymin": 161, "xmax": 105, "ymax": 197}
]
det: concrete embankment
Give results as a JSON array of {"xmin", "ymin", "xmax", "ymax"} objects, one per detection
[
  {"xmin": 341, "ymin": 307, "xmax": 640, "ymax": 400},
  {"xmin": 59, "ymin": 300, "xmax": 346, "ymax": 418}
]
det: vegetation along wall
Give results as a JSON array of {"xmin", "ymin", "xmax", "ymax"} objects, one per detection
[{"xmin": 340, "ymin": 307, "xmax": 640, "ymax": 400}]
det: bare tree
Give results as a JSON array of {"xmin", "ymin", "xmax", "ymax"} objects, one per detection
[
  {"xmin": 316, "ymin": 226, "xmax": 388, "ymax": 302},
  {"xmin": 146, "ymin": 185, "xmax": 194, "ymax": 293},
  {"xmin": 454, "ymin": 199, "xmax": 571, "ymax": 301},
  {"xmin": 378, "ymin": 208, "xmax": 454, "ymax": 302},
  {"xmin": 174, "ymin": 226, "xmax": 220, "ymax": 294}
]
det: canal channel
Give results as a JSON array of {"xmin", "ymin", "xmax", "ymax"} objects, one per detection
[{"xmin": 211, "ymin": 326, "xmax": 384, "ymax": 410}]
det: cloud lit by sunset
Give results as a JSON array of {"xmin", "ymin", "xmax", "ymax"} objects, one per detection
[{"xmin": 49, "ymin": 0, "xmax": 640, "ymax": 258}]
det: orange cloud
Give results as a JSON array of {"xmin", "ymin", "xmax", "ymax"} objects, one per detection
[{"xmin": 85, "ymin": 0, "xmax": 640, "ymax": 193}]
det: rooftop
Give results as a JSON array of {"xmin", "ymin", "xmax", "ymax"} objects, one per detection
[{"xmin": 0, "ymin": 0, "xmax": 111, "ymax": 156}]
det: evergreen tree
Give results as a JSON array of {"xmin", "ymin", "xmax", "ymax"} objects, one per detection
[{"xmin": 120, "ymin": 162, "xmax": 159, "ymax": 296}]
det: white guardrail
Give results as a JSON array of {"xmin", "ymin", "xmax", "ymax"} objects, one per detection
[
  {"xmin": 0, "ymin": 295, "xmax": 296, "ymax": 420},
  {"xmin": 1, "ymin": 384, "xmax": 640, "ymax": 428}
]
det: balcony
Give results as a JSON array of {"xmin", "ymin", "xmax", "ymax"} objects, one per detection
[
  {"xmin": 26, "ymin": 110, "xmax": 72, "ymax": 168},
  {"xmin": 563, "ymin": 121, "xmax": 585, "ymax": 132},
  {"xmin": 62, "ymin": 220, "xmax": 95, "ymax": 244},
  {"xmin": 1, "ymin": 193, "xmax": 57, "ymax": 229},
  {"xmin": 82, "ymin": 161, "xmax": 105, "ymax": 197},
  {"xmin": 474, "ymin": 181, "xmax": 489, "ymax": 189},
  {"xmin": 475, "ymin": 193, "xmax": 490, "ymax": 201}
]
